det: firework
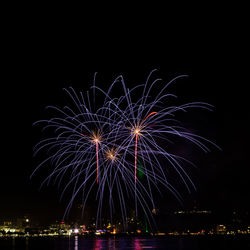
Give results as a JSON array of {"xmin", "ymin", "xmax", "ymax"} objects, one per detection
[{"xmin": 32, "ymin": 70, "xmax": 220, "ymax": 228}]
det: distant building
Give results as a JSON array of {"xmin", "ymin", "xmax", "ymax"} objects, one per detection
[
  {"xmin": 3, "ymin": 221, "xmax": 12, "ymax": 227},
  {"xmin": 216, "ymin": 225, "xmax": 226, "ymax": 234}
]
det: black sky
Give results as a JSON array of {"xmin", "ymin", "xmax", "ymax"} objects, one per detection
[{"xmin": 2, "ymin": 5, "xmax": 249, "ymax": 224}]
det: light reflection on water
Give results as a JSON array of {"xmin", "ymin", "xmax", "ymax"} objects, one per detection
[
  {"xmin": 72, "ymin": 237, "xmax": 187, "ymax": 249},
  {"xmin": 3, "ymin": 235, "xmax": 249, "ymax": 250},
  {"xmin": 71, "ymin": 236, "xmax": 249, "ymax": 250},
  {"xmin": 74, "ymin": 236, "xmax": 78, "ymax": 250}
]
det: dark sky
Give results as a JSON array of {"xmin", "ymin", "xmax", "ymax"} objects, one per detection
[{"xmin": 2, "ymin": 6, "xmax": 249, "ymax": 224}]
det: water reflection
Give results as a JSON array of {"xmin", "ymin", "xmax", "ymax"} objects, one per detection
[
  {"xmin": 12, "ymin": 237, "xmax": 15, "ymax": 250},
  {"xmin": 92, "ymin": 237, "xmax": 155, "ymax": 249},
  {"xmin": 25, "ymin": 237, "xmax": 29, "ymax": 250},
  {"xmin": 94, "ymin": 238, "xmax": 104, "ymax": 249},
  {"xmin": 134, "ymin": 238, "xmax": 155, "ymax": 249},
  {"xmin": 134, "ymin": 238, "xmax": 142, "ymax": 250},
  {"xmin": 5, "ymin": 235, "xmax": 243, "ymax": 250},
  {"xmin": 74, "ymin": 236, "xmax": 78, "ymax": 250},
  {"xmin": 108, "ymin": 237, "xmax": 116, "ymax": 249},
  {"xmin": 93, "ymin": 238, "xmax": 118, "ymax": 249}
]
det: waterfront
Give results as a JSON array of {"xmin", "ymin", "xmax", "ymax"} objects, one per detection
[{"xmin": 1, "ymin": 236, "xmax": 250, "ymax": 250}]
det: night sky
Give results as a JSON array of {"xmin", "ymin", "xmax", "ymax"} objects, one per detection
[{"xmin": 2, "ymin": 7, "xmax": 249, "ymax": 225}]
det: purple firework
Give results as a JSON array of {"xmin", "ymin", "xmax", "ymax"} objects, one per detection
[{"xmin": 32, "ymin": 70, "xmax": 220, "ymax": 228}]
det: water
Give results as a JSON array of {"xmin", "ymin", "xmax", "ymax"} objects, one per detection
[{"xmin": 1, "ymin": 236, "xmax": 249, "ymax": 250}]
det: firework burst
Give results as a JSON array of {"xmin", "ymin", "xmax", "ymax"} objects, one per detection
[{"xmin": 32, "ymin": 70, "xmax": 220, "ymax": 228}]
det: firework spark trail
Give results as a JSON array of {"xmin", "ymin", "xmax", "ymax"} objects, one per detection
[
  {"xmin": 32, "ymin": 70, "xmax": 221, "ymax": 228},
  {"xmin": 134, "ymin": 111, "xmax": 158, "ymax": 183},
  {"xmin": 96, "ymin": 140, "xmax": 99, "ymax": 184},
  {"xmin": 134, "ymin": 132, "xmax": 138, "ymax": 183},
  {"xmin": 80, "ymin": 131, "xmax": 101, "ymax": 184}
]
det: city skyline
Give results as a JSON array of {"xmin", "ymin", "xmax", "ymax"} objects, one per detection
[{"xmin": 1, "ymin": 208, "xmax": 249, "ymax": 237}]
